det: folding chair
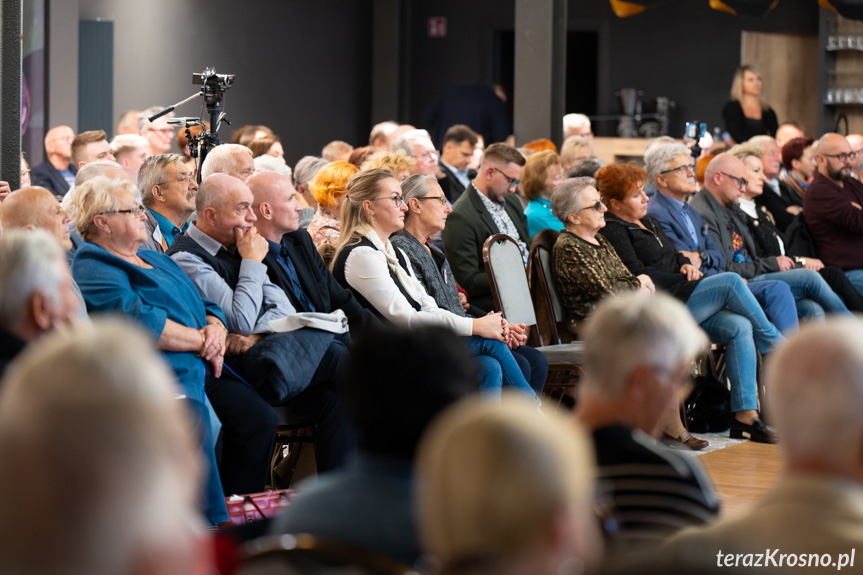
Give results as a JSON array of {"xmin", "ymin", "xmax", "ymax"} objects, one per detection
[
  {"xmin": 483, "ymin": 233, "xmax": 584, "ymax": 404},
  {"xmin": 270, "ymin": 408, "xmax": 317, "ymax": 489}
]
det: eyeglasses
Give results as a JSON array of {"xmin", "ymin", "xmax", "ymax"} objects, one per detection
[
  {"xmin": 659, "ymin": 164, "xmax": 695, "ymax": 176},
  {"xmin": 374, "ymin": 194, "xmax": 404, "ymax": 207},
  {"xmin": 149, "ymin": 127, "xmax": 175, "ymax": 136},
  {"xmin": 580, "ymin": 198, "xmax": 606, "ymax": 212},
  {"xmin": 822, "ymin": 152, "xmax": 857, "ymax": 163},
  {"xmin": 100, "ymin": 205, "xmax": 146, "ymax": 217},
  {"xmin": 493, "ymin": 167, "xmax": 520, "ymax": 189},
  {"xmin": 413, "ymin": 150, "xmax": 439, "ymax": 161},
  {"xmin": 718, "ymin": 171, "xmax": 748, "ymax": 189},
  {"xmin": 417, "ymin": 195, "xmax": 447, "ymax": 206}
]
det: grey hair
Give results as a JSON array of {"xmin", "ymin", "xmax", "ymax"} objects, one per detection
[
  {"xmin": 401, "ymin": 174, "xmax": 438, "ymax": 220},
  {"xmin": 199, "ymin": 144, "xmax": 252, "ymax": 180},
  {"xmin": 254, "ymin": 154, "xmax": 293, "ymax": 180},
  {"xmin": 110, "ymin": 134, "xmax": 149, "ymax": 159},
  {"xmin": 74, "ymin": 177, "xmax": 138, "ymax": 242},
  {"xmin": 369, "ymin": 121, "xmax": 398, "ymax": 146},
  {"xmin": 64, "ymin": 161, "xmax": 128, "ymax": 218},
  {"xmin": 562, "ymin": 113, "xmax": 590, "ymax": 132},
  {"xmin": 391, "ymin": 129, "xmax": 432, "ymax": 157},
  {"xmin": 768, "ymin": 318, "xmax": 863, "ymax": 473},
  {"xmin": 293, "ymin": 156, "xmax": 328, "ymax": 189},
  {"xmin": 551, "ymin": 177, "xmax": 596, "ymax": 223},
  {"xmin": 0, "ymin": 230, "xmax": 66, "ymax": 333},
  {"xmin": 644, "ymin": 142, "xmax": 690, "ymax": 186},
  {"xmin": 137, "ymin": 106, "xmax": 173, "ymax": 132},
  {"xmin": 581, "ymin": 292, "xmax": 707, "ymax": 398},
  {"xmin": 137, "ymin": 153, "xmax": 187, "ymax": 207}
]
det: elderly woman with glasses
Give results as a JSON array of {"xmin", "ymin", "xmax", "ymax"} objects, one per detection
[
  {"xmin": 552, "ymin": 174, "xmax": 785, "ymax": 444},
  {"xmin": 70, "ymin": 176, "xmax": 269, "ymax": 525},
  {"xmin": 391, "ymin": 174, "xmax": 549, "ymax": 397},
  {"xmin": 330, "ymin": 169, "xmax": 539, "ymax": 404}
]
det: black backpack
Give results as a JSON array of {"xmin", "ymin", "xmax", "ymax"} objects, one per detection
[{"xmin": 685, "ymin": 375, "xmax": 732, "ymax": 433}]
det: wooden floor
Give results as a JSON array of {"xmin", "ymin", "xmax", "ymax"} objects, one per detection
[{"xmin": 698, "ymin": 441, "xmax": 784, "ymax": 518}]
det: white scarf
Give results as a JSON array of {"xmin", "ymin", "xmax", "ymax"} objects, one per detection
[{"xmin": 362, "ymin": 229, "xmax": 427, "ymax": 305}]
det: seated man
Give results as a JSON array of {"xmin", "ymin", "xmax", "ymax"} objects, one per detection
[
  {"xmin": 644, "ymin": 142, "xmax": 797, "ymax": 333},
  {"xmin": 110, "ymin": 133, "xmax": 151, "ymax": 183},
  {"xmin": 200, "ymin": 143, "xmax": 256, "ymax": 182},
  {"xmin": 0, "ymin": 230, "xmax": 80, "ymax": 376},
  {"xmin": 437, "ymin": 124, "xmax": 478, "ymax": 203},
  {"xmin": 244, "ymin": 171, "xmax": 375, "ymax": 331},
  {"xmin": 391, "ymin": 129, "xmax": 439, "ymax": 177},
  {"xmin": 803, "ymin": 132, "xmax": 863, "ymax": 298},
  {"xmin": 167, "ymin": 173, "xmax": 356, "ymax": 471},
  {"xmin": 269, "ymin": 325, "xmax": 475, "ymax": 566},
  {"xmin": 138, "ymin": 153, "xmax": 198, "ymax": 253},
  {"xmin": 577, "ymin": 292, "xmax": 718, "ymax": 557},
  {"xmin": 691, "ymin": 153, "xmax": 850, "ymax": 320},
  {"xmin": 666, "ymin": 318, "xmax": 863, "ymax": 570},
  {"xmin": 442, "ymin": 143, "xmax": 530, "ymax": 311},
  {"xmin": 70, "ymin": 130, "xmax": 115, "ymax": 169},
  {"xmin": 30, "ymin": 125, "xmax": 77, "ymax": 198}
]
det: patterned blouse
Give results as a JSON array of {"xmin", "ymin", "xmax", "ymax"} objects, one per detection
[
  {"xmin": 307, "ymin": 206, "xmax": 341, "ymax": 247},
  {"xmin": 552, "ymin": 230, "xmax": 641, "ymax": 333}
]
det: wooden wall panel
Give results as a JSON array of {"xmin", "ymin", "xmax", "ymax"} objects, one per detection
[{"xmin": 742, "ymin": 32, "xmax": 819, "ymax": 136}]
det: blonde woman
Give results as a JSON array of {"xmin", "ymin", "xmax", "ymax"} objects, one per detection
[{"xmin": 722, "ymin": 65, "xmax": 779, "ymax": 144}]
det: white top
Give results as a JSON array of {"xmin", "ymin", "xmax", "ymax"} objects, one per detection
[{"xmin": 343, "ymin": 244, "xmax": 473, "ymax": 336}]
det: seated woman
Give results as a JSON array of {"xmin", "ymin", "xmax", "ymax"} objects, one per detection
[
  {"xmin": 729, "ymin": 143, "xmax": 863, "ymax": 313},
  {"xmin": 71, "ymin": 176, "xmax": 277, "ymax": 525},
  {"xmin": 416, "ymin": 397, "xmax": 600, "ymax": 575},
  {"xmin": 330, "ymin": 168, "xmax": 539, "ymax": 404},
  {"xmin": 307, "ymin": 160, "xmax": 360, "ymax": 247},
  {"xmin": 391, "ymin": 174, "xmax": 548, "ymax": 397},
  {"xmin": 247, "ymin": 133, "xmax": 286, "ymax": 164},
  {"xmin": 360, "ymin": 150, "xmax": 416, "ymax": 183},
  {"xmin": 521, "ymin": 150, "xmax": 567, "ymax": 238},
  {"xmin": 551, "ymin": 174, "xmax": 783, "ymax": 444}
]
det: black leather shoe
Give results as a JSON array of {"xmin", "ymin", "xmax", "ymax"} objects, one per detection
[{"xmin": 730, "ymin": 416, "xmax": 778, "ymax": 444}]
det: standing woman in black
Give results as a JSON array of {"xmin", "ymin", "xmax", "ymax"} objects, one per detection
[{"xmin": 722, "ymin": 65, "xmax": 779, "ymax": 145}]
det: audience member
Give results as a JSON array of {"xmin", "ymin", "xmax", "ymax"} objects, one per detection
[
  {"xmin": 138, "ymin": 106, "xmax": 176, "ymax": 155},
  {"xmin": 19, "ymin": 153, "xmax": 31, "ymax": 188},
  {"xmin": 391, "ymin": 129, "xmax": 439, "ymax": 177},
  {"xmin": 368, "ymin": 120, "xmax": 399, "ymax": 149},
  {"xmin": 562, "ymin": 112, "xmax": 593, "ymax": 141},
  {"xmin": 330, "ymin": 169, "xmax": 539, "ymax": 403},
  {"xmin": 360, "ymin": 150, "xmax": 415, "ymax": 183},
  {"xmin": 522, "ymin": 138, "xmax": 557, "ymax": 154},
  {"xmin": 30, "ymin": 125, "xmax": 77, "ymax": 198},
  {"xmin": 293, "ymin": 155, "xmax": 328, "ymax": 210},
  {"xmin": 71, "ymin": 130, "xmax": 115, "ymax": 169},
  {"xmin": 322, "ymin": 140, "xmax": 354, "ymax": 163},
  {"xmin": 0, "ymin": 230, "xmax": 79, "ymax": 376},
  {"xmin": 442, "ymin": 143, "xmax": 530, "ymax": 311},
  {"xmin": 200, "ymin": 143, "xmax": 255, "ymax": 181},
  {"xmin": 138, "ymin": 153, "xmax": 197, "ymax": 253},
  {"xmin": 667, "ymin": 317, "xmax": 863, "ymax": 570},
  {"xmin": 392, "ymin": 174, "xmax": 547, "ymax": 398},
  {"xmin": 691, "ymin": 154, "xmax": 850, "ymax": 320},
  {"xmin": 467, "ymin": 133, "xmax": 484, "ymax": 171},
  {"xmin": 645, "ymin": 142, "xmax": 798, "ymax": 333},
  {"xmin": 347, "ymin": 145, "xmax": 375, "ymax": 168},
  {"xmin": 0, "ymin": 320, "xmax": 207, "ymax": 575},
  {"xmin": 437, "ymin": 124, "xmax": 478, "ymax": 203},
  {"xmin": 804, "ymin": 133, "xmax": 863, "ymax": 297},
  {"xmin": 522, "ymin": 150, "xmax": 566, "ymax": 237},
  {"xmin": 233, "ymin": 124, "xmax": 273, "ymax": 146},
  {"xmin": 386, "ymin": 124, "xmax": 417, "ymax": 150},
  {"xmin": 307, "ymin": 161, "xmax": 359, "ymax": 247},
  {"xmin": 110, "ymin": 133, "xmax": 150, "ymax": 183},
  {"xmin": 116, "ymin": 108, "xmax": 141, "ymax": 135},
  {"xmin": 560, "ymin": 135, "xmax": 594, "ymax": 172},
  {"xmin": 847, "ymin": 133, "xmax": 863, "ymax": 179},
  {"xmin": 166, "ymin": 173, "xmax": 354, "ymax": 472},
  {"xmin": 568, "ymin": 156, "xmax": 603, "ymax": 178},
  {"xmin": 417, "ymin": 396, "xmax": 600, "ymax": 575},
  {"xmin": 757, "ymin": 136, "xmax": 813, "ymax": 232},
  {"xmin": 247, "ymin": 134, "xmax": 286, "ymax": 164},
  {"xmin": 61, "ymin": 160, "xmax": 129, "ymax": 219},
  {"xmin": 271, "ymin": 325, "xmax": 476, "ymax": 566},
  {"xmin": 774, "ymin": 121, "xmax": 805, "ymax": 150},
  {"xmin": 576, "ymin": 292, "xmax": 718, "ymax": 554}
]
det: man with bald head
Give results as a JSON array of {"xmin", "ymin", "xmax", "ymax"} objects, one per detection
[
  {"xmin": 692, "ymin": 153, "xmax": 850, "ymax": 319},
  {"xmin": 168, "ymin": 173, "xmax": 357, "ymax": 474},
  {"xmin": 30, "ymin": 125, "xmax": 77, "ymax": 198},
  {"xmin": 774, "ymin": 122, "xmax": 805, "ymax": 150},
  {"xmin": 804, "ymin": 133, "xmax": 863, "ymax": 296},
  {"xmin": 246, "ymin": 171, "xmax": 373, "ymax": 330}
]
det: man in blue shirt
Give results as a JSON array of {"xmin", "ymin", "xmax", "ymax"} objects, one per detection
[{"xmin": 138, "ymin": 153, "xmax": 196, "ymax": 253}]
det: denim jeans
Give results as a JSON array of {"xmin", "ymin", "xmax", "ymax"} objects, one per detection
[
  {"xmin": 752, "ymin": 268, "xmax": 852, "ymax": 319},
  {"xmin": 746, "ymin": 279, "xmax": 798, "ymax": 334},
  {"xmin": 844, "ymin": 269, "xmax": 863, "ymax": 299},
  {"xmin": 685, "ymin": 273, "xmax": 785, "ymax": 413},
  {"xmin": 464, "ymin": 335, "xmax": 540, "ymax": 405}
]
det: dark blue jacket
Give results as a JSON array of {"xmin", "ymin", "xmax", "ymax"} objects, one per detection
[{"xmin": 647, "ymin": 191, "xmax": 726, "ymax": 277}]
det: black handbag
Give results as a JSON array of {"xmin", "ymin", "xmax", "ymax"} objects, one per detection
[{"xmin": 685, "ymin": 375, "xmax": 732, "ymax": 433}]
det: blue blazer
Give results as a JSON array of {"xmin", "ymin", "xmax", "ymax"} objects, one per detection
[{"xmin": 646, "ymin": 191, "xmax": 726, "ymax": 276}]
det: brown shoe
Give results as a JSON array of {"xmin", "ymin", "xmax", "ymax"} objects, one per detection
[{"xmin": 664, "ymin": 430, "xmax": 709, "ymax": 451}]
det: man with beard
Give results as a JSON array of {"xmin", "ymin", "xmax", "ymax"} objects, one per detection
[
  {"xmin": 804, "ymin": 133, "xmax": 863, "ymax": 297},
  {"xmin": 138, "ymin": 154, "xmax": 198, "ymax": 253}
]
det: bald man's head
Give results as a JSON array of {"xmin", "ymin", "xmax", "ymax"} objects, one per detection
[
  {"xmin": 816, "ymin": 133, "xmax": 854, "ymax": 182},
  {"xmin": 247, "ymin": 171, "xmax": 301, "ymax": 240},
  {"xmin": 195, "ymin": 173, "xmax": 257, "ymax": 246},
  {"xmin": 704, "ymin": 153, "xmax": 747, "ymax": 207},
  {"xmin": 1, "ymin": 187, "xmax": 73, "ymax": 250}
]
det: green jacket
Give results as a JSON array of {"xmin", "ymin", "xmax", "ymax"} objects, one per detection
[{"xmin": 441, "ymin": 183, "xmax": 532, "ymax": 311}]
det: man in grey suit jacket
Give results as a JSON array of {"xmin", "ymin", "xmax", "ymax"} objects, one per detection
[
  {"xmin": 441, "ymin": 143, "xmax": 530, "ymax": 312},
  {"xmin": 666, "ymin": 318, "xmax": 863, "ymax": 572}
]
